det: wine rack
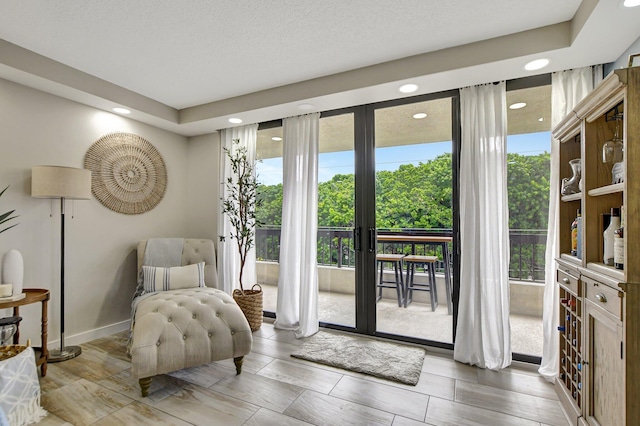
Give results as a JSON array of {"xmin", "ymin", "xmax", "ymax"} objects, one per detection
[{"xmin": 558, "ymin": 280, "xmax": 582, "ymax": 409}]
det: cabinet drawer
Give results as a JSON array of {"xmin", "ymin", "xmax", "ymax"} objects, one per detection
[
  {"xmin": 583, "ymin": 276, "xmax": 622, "ymax": 320},
  {"xmin": 557, "ymin": 268, "xmax": 580, "ymax": 296}
]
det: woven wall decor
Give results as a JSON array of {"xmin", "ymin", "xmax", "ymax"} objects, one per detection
[{"xmin": 84, "ymin": 132, "xmax": 167, "ymax": 215}]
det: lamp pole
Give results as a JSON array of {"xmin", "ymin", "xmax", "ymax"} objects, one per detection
[{"xmin": 48, "ymin": 197, "xmax": 82, "ymax": 362}]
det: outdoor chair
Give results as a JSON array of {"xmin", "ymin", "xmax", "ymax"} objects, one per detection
[{"xmin": 376, "ymin": 253, "xmax": 406, "ymax": 307}]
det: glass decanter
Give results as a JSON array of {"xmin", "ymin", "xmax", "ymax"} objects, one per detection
[
  {"xmin": 602, "ymin": 118, "xmax": 623, "ymax": 165},
  {"xmin": 561, "ymin": 159, "xmax": 581, "ymax": 196}
]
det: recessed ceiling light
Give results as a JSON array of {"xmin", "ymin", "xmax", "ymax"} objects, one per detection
[
  {"xmin": 413, "ymin": 113, "xmax": 427, "ymax": 119},
  {"xmin": 524, "ymin": 58, "xmax": 550, "ymax": 71},
  {"xmin": 298, "ymin": 103, "xmax": 315, "ymax": 110},
  {"xmin": 271, "ymin": 136, "xmax": 282, "ymax": 141},
  {"xmin": 538, "ymin": 117, "xmax": 544, "ymax": 122},
  {"xmin": 228, "ymin": 118, "xmax": 243, "ymax": 124},
  {"xmin": 398, "ymin": 83, "xmax": 419, "ymax": 93},
  {"xmin": 623, "ymin": 0, "xmax": 640, "ymax": 7},
  {"xmin": 509, "ymin": 102, "xmax": 527, "ymax": 110},
  {"xmin": 112, "ymin": 107, "xmax": 130, "ymax": 114}
]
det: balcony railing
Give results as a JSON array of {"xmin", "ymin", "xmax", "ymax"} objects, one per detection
[{"xmin": 256, "ymin": 227, "xmax": 546, "ymax": 282}]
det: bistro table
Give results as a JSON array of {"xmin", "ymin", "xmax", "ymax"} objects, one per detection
[
  {"xmin": 0, "ymin": 288, "xmax": 49, "ymax": 376},
  {"xmin": 377, "ymin": 234, "xmax": 453, "ymax": 314}
]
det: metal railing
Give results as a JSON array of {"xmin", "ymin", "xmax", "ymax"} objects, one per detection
[{"xmin": 256, "ymin": 227, "xmax": 547, "ymax": 282}]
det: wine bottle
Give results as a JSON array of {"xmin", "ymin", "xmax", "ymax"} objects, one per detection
[
  {"xmin": 576, "ymin": 212, "xmax": 583, "ymax": 259},
  {"xmin": 614, "ymin": 205, "xmax": 624, "ymax": 270},
  {"xmin": 571, "ymin": 209, "xmax": 579, "ymax": 256},
  {"xmin": 603, "ymin": 208, "xmax": 620, "ymax": 266}
]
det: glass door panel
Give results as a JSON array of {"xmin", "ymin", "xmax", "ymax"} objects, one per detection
[
  {"xmin": 256, "ymin": 126, "xmax": 284, "ymax": 314},
  {"xmin": 372, "ymin": 97, "xmax": 454, "ymax": 344},
  {"xmin": 317, "ymin": 113, "xmax": 356, "ymax": 327},
  {"xmin": 505, "ymin": 83, "xmax": 551, "ymax": 358}
]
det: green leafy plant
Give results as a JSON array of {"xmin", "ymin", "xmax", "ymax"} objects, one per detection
[
  {"xmin": 0, "ymin": 186, "xmax": 18, "ymax": 235},
  {"xmin": 220, "ymin": 139, "xmax": 262, "ymax": 292}
]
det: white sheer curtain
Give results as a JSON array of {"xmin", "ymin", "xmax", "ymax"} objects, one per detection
[
  {"xmin": 274, "ymin": 113, "xmax": 320, "ymax": 338},
  {"xmin": 539, "ymin": 66, "xmax": 600, "ymax": 380},
  {"xmin": 454, "ymin": 82, "xmax": 511, "ymax": 370},
  {"xmin": 218, "ymin": 124, "xmax": 259, "ymax": 295}
]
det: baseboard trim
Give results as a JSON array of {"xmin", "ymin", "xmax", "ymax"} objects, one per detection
[{"xmin": 48, "ymin": 320, "xmax": 131, "ymax": 348}]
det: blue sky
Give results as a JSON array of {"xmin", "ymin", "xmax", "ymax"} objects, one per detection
[{"xmin": 257, "ymin": 131, "xmax": 551, "ymax": 186}]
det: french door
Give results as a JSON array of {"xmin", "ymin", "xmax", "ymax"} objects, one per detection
[{"xmin": 323, "ymin": 90, "xmax": 460, "ymax": 347}]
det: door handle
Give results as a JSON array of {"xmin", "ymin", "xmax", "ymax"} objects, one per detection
[
  {"xmin": 354, "ymin": 227, "xmax": 361, "ymax": 252},
  {"xmin": 368, "ymin": 227, "xmax": 376, "ymax": 252}
]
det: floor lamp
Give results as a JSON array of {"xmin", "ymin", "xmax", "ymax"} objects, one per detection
[{"xmin": 32, "ymin": 165, "xmax": 91, "ymax": 362}]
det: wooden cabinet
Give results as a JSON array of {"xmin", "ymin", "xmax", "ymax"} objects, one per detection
[
  {"xmin": 553, "ymin": 67, "xmax": 640, "ymax": 425},
  {"xmin": 582, "ymin": 271, "xmax": 624, "ymax": 426}
]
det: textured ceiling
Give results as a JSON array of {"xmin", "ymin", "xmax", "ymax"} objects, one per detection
[
  {"xmin": 0, "ymin": 0, "xmax": 579, "ymax": 108},
  {"xmin": 0, "ymin": 0, "xmax": 639, "ymax": 135}
]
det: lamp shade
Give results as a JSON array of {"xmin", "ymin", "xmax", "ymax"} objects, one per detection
[{"xmin": 31, "ymin": 166, "xmax": 92, "ymax": 199}]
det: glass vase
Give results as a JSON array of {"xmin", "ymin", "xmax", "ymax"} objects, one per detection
[{"xmin": 561, "ymin": 159, "xmax": 581, "ymax": 196}]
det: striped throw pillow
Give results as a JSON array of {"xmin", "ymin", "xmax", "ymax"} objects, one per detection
[{"xmin": 142, "ymin": 262, "xmax": 205, "ymax": 293}]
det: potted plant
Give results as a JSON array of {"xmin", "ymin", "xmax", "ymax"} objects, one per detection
[
  {"xmin": 0, "ymin": 186, "xmax": 18, "ymax": 235},
  {"xmin": 220, "ymin": 139, "xmax": 264, "ymax": 331}
]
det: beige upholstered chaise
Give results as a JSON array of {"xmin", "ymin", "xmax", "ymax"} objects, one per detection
[{"xmin": 129, "ymin": 239, "xmax": 252, "ymax": 396}]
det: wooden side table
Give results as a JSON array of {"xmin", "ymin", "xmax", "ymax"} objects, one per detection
[{"xmin": 0, "ymin": 288, "xmax": 49, "ymax": 376}]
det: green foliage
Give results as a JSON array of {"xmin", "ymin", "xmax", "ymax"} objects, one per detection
[
  {"xmin": 318, "ymin": 174, "xmax": 355, "ymax": 227},
  {"xmin": 255, "ymin": 151, "xmax": 550, "ymax": 232},
  {"xmin": 220, "ymin": 139, "xmax": 262, "ymax": 291},
  {"xmin": 0, "ymin": 185, "xmax": 18, "ymax": 235},
  {"xmin": 257, "ymin": 183, "xmax": 283, "ymax": 226},
  {"xmin": 375, "ymin": 154, "xmax": 453, "ymax": 229},
  {"xmin": 506, "ymin": 152, "xmax": 550, "ymax": 230}
]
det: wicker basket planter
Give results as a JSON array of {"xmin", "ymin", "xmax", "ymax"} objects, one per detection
[
  {"xmin": 233, "ymin": 284, "xmax": 263, "ymax": 331},
  {"xmin": 0, "ymin": 344, "xmax": 28, "ymax": 361}
]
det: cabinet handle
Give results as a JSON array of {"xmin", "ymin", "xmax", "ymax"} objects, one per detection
[
  {"xmin": 562, "ymin": 277, "xmax": 570, "ymax": 284},
  {"xmin": 595, "ymin": 293, "xmax": 607, "ymax": 303}
]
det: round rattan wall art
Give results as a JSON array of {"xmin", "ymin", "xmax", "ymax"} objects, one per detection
[{"xmin": 84, "ymin": 132, "xmax": 167, "ymax": 215}]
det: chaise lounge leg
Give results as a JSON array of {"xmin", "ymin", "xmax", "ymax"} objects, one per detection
[
  {"xmin": 234, "ymin": 356, "xmax": 244, "ymax": 375},
  {"xmin": 139, "ymin": 377, "xmax": 152, "ymax": 397}
]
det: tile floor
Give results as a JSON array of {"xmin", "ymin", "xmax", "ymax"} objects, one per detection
[{"xmin": 35, "ymin": 320, "xmax": 568, "ymax": 426}]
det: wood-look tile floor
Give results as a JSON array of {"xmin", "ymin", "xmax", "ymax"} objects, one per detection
[{"xmin": 35, "ymin": 321, "xmax": 569, "ymax": 426}]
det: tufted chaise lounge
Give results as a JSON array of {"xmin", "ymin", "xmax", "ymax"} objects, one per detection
[{"xmin": 129, "ymin": 239, "xmax": 252, "ymax": 397}]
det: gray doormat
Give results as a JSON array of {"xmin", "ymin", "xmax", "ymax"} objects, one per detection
[{"xmin": 291, "ymin": 331, "xmax": 426, "ymax": 385}]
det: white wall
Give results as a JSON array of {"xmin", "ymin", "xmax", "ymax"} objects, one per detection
[
  {"xmin": 185, "ymin": 133, "xmax": 220, "ymax": 241},
  {"xmin": 0, "ymin": 77, "xmax": 196, "ymax": 347},
  {"xmin": 605, "ymin": 34, "xmax": 640, "ymax": 74}
]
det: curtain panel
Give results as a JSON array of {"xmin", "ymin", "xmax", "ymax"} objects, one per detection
[
  {"xmin": 218, "ymin": 124, "xmax": 259, "ymax": 295},
  {"xmin": 274, "ymin": 113, "xmax": 320, "ymax": 338},
  {"xmin": 455, "ymin": 82, "xmax": 512, "ymax": 370},
  {"xmin": 539, "ymin": 66, "xmax": 599, "ymax": 381}
]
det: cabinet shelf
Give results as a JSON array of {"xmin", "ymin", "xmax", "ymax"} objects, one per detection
[
  {"xmin": 586, "ymin": 262, "xmax": 625, "ymax": 282},
  {"xmin": 560, "ymin": 253, "xmax": 582, "ymax": 265},
  {"xmin": 587, "ymin": 183, "xmax": 624, "ymax": 197},
  {"xmin": 561, "ymin": 193, "xmax": 582, "ymax": 202}
]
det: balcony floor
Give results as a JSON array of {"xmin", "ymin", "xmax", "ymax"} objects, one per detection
[{"xmin": 262, "ymin": 283, "xmax": 542, "ymax": 357}]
